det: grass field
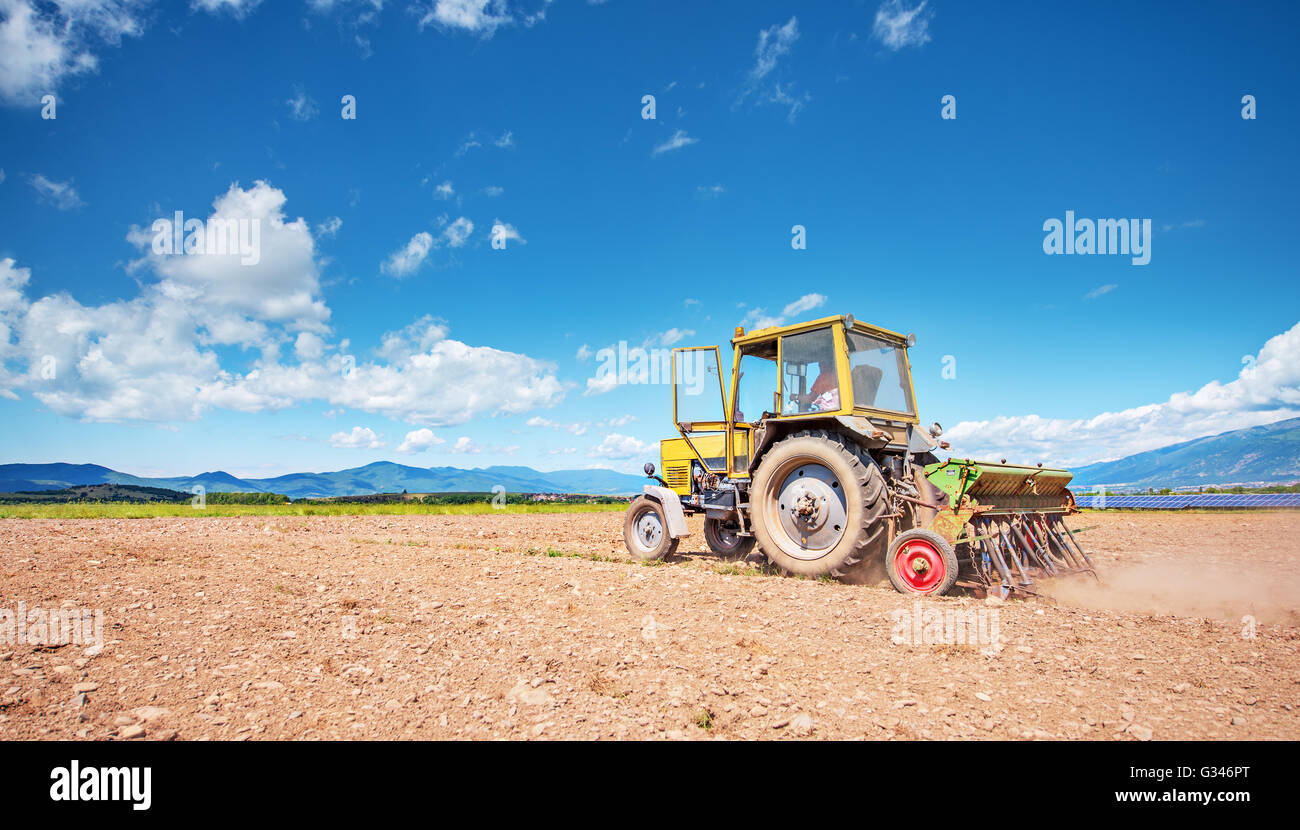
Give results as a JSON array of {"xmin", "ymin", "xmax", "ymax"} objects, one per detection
[{"xmin": 0, "ymin": 501, "xmax": 628, "ymax": 519}]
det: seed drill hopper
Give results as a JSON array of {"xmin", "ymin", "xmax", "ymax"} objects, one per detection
[{"xmin": 922, "ymin": 458, "xmax": 1097, "ymax": 596}]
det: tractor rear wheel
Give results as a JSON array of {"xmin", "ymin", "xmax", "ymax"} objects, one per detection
[
  {"xmin": 749, "ymin": 430, "xmax": 888, "ymax": 578},
  {"xmin": 704, "ymin": 518, "xmax": 755, "ymax": 558},
  {"xmin": 623, "ymin": 496, "xmax": 679, "ymax": 561},
  {"xmin": 886, "ymin": 528, "xmax": 959, "ymax": 596}
]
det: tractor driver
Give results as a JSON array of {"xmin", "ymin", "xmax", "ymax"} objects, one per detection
[{"xmin": 789, "ymin": 360, "xmax": 839, "ymax": 412}]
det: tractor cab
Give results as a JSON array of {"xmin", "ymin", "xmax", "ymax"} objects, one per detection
[{"xmin": 665, "ymin": 314, "xmax": 920, "ymax": 489}]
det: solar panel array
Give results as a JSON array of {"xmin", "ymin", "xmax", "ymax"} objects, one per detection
[{"xmin": 1072, "ymin": 493, "xmax": 1300, "ymax": 509}]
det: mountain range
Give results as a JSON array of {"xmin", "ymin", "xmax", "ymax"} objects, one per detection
[
  {"xmin": 3, "ymin": 417, "xmax": 1296, "ymax": 499},
  {"xmin": 0, "ymin": 461, "xmax": 649, "ymax": 500},
  {"xmin": 1069, "ymin": 416, "xmax": 1300, "ymax": 489}
]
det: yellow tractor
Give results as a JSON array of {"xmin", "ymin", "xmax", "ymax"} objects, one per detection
[{"xmin": 623, "ymin": 314, "xmax": 1096, "ymax": 596}]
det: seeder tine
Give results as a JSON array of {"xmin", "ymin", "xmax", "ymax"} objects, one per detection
[
  {"xmin": 1047, "ymin": 515, "xmax": 1099, "ymax": 580},
  {"xmin": 995, "ymin": 520, "xmax": 1035, "ymax": 588},
  {"xmin": 1030, "ymin": 514, "xmax": 1073, "ymax": 571},
  {"xmin": 978, "ymin": 519, "xmax": 1019, "ymax": 591},
  {"xmin": 1055, "ymin": 516, "xmax": 1097, "ymax": 571},
  {"xmin": 1011, "ymin": 517, "xmax": 1056, "ymax": 576}
]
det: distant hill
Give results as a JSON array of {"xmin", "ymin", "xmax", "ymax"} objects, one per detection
[
  {"xmin": 0, "ymin": 483, "xmax": 189, "ymax": 504},
  {"xmin": 1071, "ymin": 417, "xmax": 1300, "ymax": 490},
  {"xmin": 0, "ymin": 460, "xmax": 648, "ymax": 500}
]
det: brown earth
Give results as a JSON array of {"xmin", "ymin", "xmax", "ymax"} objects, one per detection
[{"xmin": 1, "ymin": 510, "xmax": 1297, "ymax": 740}]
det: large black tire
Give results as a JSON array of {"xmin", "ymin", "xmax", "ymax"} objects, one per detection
[
  {"xmin": 748, "ymin": 430, "xmax": 888, "ymax": 578},
  {"xmin": 703, "ymin": 518, "xmax": 756, "ymax": 558},
  {"xmin": 623, "ymin": 496, "xmax": 679, "ymax": 561},
  {"xmin": 886, "ymin": 528, "xmax": 959, "ymax": 596}
]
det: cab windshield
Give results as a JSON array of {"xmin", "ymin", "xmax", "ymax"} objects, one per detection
[{"xmin": 845, "ymin": 329, "xmax": 914, "ymax": 415}]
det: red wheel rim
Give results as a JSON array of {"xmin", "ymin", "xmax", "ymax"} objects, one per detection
[{"xmin": 893, "ymin": 538, "xmax": 945, "ymax": 593}]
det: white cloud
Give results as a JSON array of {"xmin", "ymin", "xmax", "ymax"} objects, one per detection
[
  {"xmin": 697, "ymin": 184, "xmax": 725, "ymax": 198},
  {"xmin": 384, "ymin": 216, "xmax": 477, "ymax": 271},
  {"xmin": 575, "ymin": 343, "xmax": 593, "ymax": 361},
  {"xmin": 482, "ymin": 185, "xmax": 504, "ymax": 197},
  {"xmin": 0, "ymin": 184, "xmax": 565, "ymax": 425},
  {"xmin": 418, "ymin": 0, "xmax": 511, "ymax": 36},
  {"xmin": 315, "ymin": 216, "xmax": 342, "ymax": 238},
  {"xmin": 872, "ymin": 0, "xmax": 933, "ymax": 51},
  {"xmin": 0, "ymin": 257, "xmax": 28, "ymax": 314},
  {"xmin": 0, "ymin": 258, "xmax": 32, "ymax": 394},
  {"xmin": 125, "ymin": 181, "xmax": 330, "ymax": 342},
  {"xmin": 783, "ymin": 293, "xmax": 826, "ymax": 316},
  {"xmin": 741, "ymin": 292, "xmax": 826, "ymax": 330},
  {"xmin": 192, "ymin": 0, "xmax": 264, "ymax": 18},
  {"xmin": 286, "ymin": 87, "xmax": 318, "ymax": 121},
  {"xmin": 442, "ymin": 216, "xmax": 474, "ymax": 247},
  {"xmin": 381, "ymin": 231, "xmax": 434, "ymax": 277},
  {"xmin": 329, "ymin": 425, "xmax": 385, "ymax": 449},
  {"xmin": 750, "ymin": 16, "xmax": 798, "ymax": 82},
  {"xmin": 295, "ymin": 331, "xmax": 325, "ymax": 360},
  {"xmin": 0, "ymin": 0, "xmax": 146, "ymax": 104},
  {"xmin": 651, "ymin": 327, "xmax": 694, "ymax": 347},
  {"xmin": 10, "ymin": 286, "xmax": 228, "ymax": 420},
  {"xmin": 589, "ymin": 432, "xmax": 653, "ymax": 460},
  {"xmin": 306, "ymin": 0, "xmax": 383, "ymax": 26},
  {"xmin": 445, "ymin": 436, "xmax": 519, "ymax": 455},
  {"xmin": 454, "ymin": 135, "xmax": 482, "ymax": 156},
  {"xmin": 527, "ymin": 415, "xmax": 589, "ymax": 436},
  {"xmin": 945, "ymin": 320, "xmax": 1300, "ymax": 468},
  {"xmin": 1084, "ymin": 283, "xmax": 1117, "ymax": 300},
  {"xmin": 397, "ymin": 427, "xmax": 445, "ymax": 453},
  {"xmin": 491, "ymin": 219, "xmax": 525, "ymax": 245},
  {"xmin": 584, "ymin": 372, "xmax": 619, "ymax": 397},
  {"xmin": 764, "ymin": 82, "xmax": 811, "ymax": 123},
  {"xmin": 454, "ymin": 129, "xmax": 514, "ymax": 157},
  {"xmin": 29, "ymin": 174, "xmax": 84, "ymax": 210},
  {"xmin": 651, "ymin": 129, "xmax": 699, "ymax": 157},
  {"xmin": 434, "ymin": 180, "xmax": 455, "ymax": 199},
  {"xmin": 738, "ymin": 17, "xmax": 809, "ymax": 122},
  {"xmin": 311, "ymin": 315, "xmax": 564, "ymax": 424}
]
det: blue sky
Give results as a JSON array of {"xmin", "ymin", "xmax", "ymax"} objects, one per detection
[{"xmin": 1, "ymin": 0, "xmax": 1297, "ymax": 478}]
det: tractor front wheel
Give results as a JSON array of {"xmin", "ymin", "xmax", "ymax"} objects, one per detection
[
  {"xmin": 623, "ymin": 496, "xmax": 679, "ymax": 561},
  {"xmin": 886, "ymin": 528, "xmax": 959, "ymax": 596},
  {"xmin": 749, "ymin": 430, "xmax": 888, "ymax": 578},
  {"xmin": 704, "ymin": 518, "xmax": 756, "ymax": 558}
]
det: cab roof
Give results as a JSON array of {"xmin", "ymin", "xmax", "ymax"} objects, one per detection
[{"xmin": 731, "ymin": 314, "xmax": 909, "ymax": 347}]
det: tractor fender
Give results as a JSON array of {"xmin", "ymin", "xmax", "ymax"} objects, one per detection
[
  {"xmin": 641, "ymin": 485, "xmax": 690, "ymax": 539},
  {"xmin": 834, "ymin": 415, "xmax": 898, "ymax": 447}
]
